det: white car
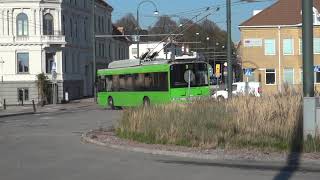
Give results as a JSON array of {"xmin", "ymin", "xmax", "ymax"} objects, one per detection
[{"xmin": 212, "ymin": 82, "xmax": 262, "ymax": 100}]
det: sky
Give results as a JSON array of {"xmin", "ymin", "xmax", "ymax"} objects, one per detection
[{"xmin": 106, "ymin": 0, "xmax": 276, "ymax": 42}]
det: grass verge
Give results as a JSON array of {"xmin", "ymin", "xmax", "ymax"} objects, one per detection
[{"xmin": 116, "ymin": 95, "xmax": 320, "ymax": 152}]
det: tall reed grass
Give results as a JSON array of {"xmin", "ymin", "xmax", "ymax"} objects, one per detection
[{"xmin": 116, "ymin": 93, "xmax": 320, "ymax": 152}]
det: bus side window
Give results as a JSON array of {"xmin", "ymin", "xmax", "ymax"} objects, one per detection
[
  {"xmin": 144, "ymin": 73, "xmax": 152, "ymax": 90},
  {"xmin": 112, "ymin": 75, "xmax": 120, "ymax": 91},
  {"xmin": 159, "ymin": 72, "xmax": 168, "ymax": 91},
  {"xmin": 126, "ymin": 74, "xmax": 134, "ymax": 91},
  {"xmin": 106, "ymin": 76, "xmax": 112, "ymax": 92},
  {"xmin": 97, "ymin": 76, "xmax": 106, "ymax": 92},
  {"xmin": 136, "ymin": 74, "xmax": 144, "ymax": 90},
  {"xmin": 119, "ymin": 75, "xmax": 126, "ymax": 91}
]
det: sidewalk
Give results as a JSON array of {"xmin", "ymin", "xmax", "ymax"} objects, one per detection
[{"xmin": 0, "ymin": 98, "xmax": 96, "ymax": 118}]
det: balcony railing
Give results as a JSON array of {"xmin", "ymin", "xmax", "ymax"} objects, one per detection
[
  {"xmin": 41, "ymin": 35, "xmax": 66, "ymax": 44},
  {"xmin": 0, "ymin": 35, "xmax": 66, "ymax": 45}
]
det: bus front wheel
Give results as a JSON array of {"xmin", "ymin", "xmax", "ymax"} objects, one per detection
[
  {"xmin": 108, "ymin": 97, "xmax": 115, "ymax": 110},
  {"xmin": 143, "ymin": 97, "xmax": 150, "ymax": 107}
]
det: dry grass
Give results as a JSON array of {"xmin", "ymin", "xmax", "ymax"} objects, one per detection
[{"xmin": 116, "ymin": 92, "xmax": 320, "ymax": 152}]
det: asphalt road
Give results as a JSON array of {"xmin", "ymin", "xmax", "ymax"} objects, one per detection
[{"xmin": 0, "ymin": 106, "xmax": 319, "ymax": 180}]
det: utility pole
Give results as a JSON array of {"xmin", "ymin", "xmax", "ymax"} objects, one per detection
[
  {"xmin": 302, "ymin": 0, "xmax": 317, "ymax": 139},
  {"xmin": 227, "ymin": 0, "xmax": 233, "ymax": 97},
  {"xmin": 136, "ymin": 10, "xmax": 140, "ymax": 58},
  {"xmin": 92, "ymin": 0, "xmax": 97, "ymax": 102}
]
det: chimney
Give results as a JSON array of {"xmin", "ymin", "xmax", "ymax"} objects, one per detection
[
  {"xmin": 253, "ymin": 10, "xmax": 262, "ymax": 16},
  {"xmin": 117, "ymin": 27, "xmax": 124, "ymax": 35}
]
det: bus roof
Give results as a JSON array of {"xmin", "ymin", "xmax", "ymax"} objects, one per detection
[
  {"xmin": 97, "ymin": 62, "xmax": 169, "ymax": 76},
  {"xmin": 97, "ymin": 58, "xmax": 207, "ymax": 76}
]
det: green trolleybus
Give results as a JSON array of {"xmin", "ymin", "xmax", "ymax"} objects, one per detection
[{"xmin": 97, "ymin": 58, "xmax": 211, "ymax": 109}]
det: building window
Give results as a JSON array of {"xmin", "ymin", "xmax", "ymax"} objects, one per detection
[
  {"xmin": 17, "ymin": 13, "xmax": 28, "ymax": 36},
  {"xmin": 300, "ymin": 69, "xmax": 303, "ymax": 84},
  {"xmin": 300, "ymin": 38, "xmax": 320, "ymax": 54},
  {"xmin": 132, "ymin": 48, "xmax": 137, "ymax": 56},
  {"xmin": 75, "ymin": 20, "xmax": 78, "ymax": 38},
  {"xmin": 46, "ymin": 53, "xmax": 55, "ymax": 73},
  {"xmin": 283, "ymin": 39, "xmax": 294, "ymax": 55},
  {"xmin": 17, "ymin": 53, "xmax": 29, "ymax": 73},
  {"xmin": 314, "ymin": 38, "xmax": 320, "ymax": 54},
  {"xmin": 315, "ymin": 67, "xmax": 320, "ymax": 83},
  {"xmin": 283, "ymin": 68, "xmax": 294, "ymax": 85},
  {"xmin": 18, "ymin": 88, "xmax": 29, "ymax": 102},
  {"xmin": 62, "ymin": 15, "xmax": 66, "ymax": 35},
  {"xmin": 265, "ymin": 69, "xmax": 276, "ymax": 85},
  {"xmin": 299, "ymin": 39, "xmax": 302, "ymax": 55},
  {"xmin": 264, "ymin": 39, "xmax": 276, "ymax": 55},
  {"xmin": 70, "ymin": 18, "xmax": 73, "ymax": 37},
  {"xmin": 84, "ymin": 20, "xmax": 87, "ymax": 40},
  {"xmin": 315, "ymin": 72, "xmax": 320, "ymax": 83},
  {"xmin": 64, "ymin": 52, "xmax": 67, "ymax": 73},
  {"xmin": 43, "ymin": 13, "xmax": 54, "ymax": 35}
]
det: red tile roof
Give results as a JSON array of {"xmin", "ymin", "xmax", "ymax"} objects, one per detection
[{"xmin": 240, "ymin": 0, "xmax": 320, "ymax": 26}]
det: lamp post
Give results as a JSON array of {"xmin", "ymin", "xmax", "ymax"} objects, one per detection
[
  {"xmin": 0, "ymin": 58, "xmax": 4, "ymax": 83},
  {"xmin": 196, "ymin": 32, "xmax": 200, "ymax": 57},
  {"xmin": 302, "ymin": 0, "xmax": 316, "ymax": 139},
  {"xmin": 137, "ymin": 0, "xmax": 159, "ymax": 58},
  {"xmin": 213, "ymin": 42, "xmax": 219, "ymax": 75},
  {"xmin": 226, "ymin": 0, "xmax": 233, "ymax": 98},
  {"xmin": 206, "ymin": 37, "xmax": 210, "ymax": 63}
]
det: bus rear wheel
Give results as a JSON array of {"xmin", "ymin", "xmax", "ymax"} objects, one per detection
[
  {"xmin": 143, "ymin": 97, "xmax": 150, "ymax": 107},
  {"xmin": 108, "ymin": 97, "xmax": 115, "ymax": 110}
]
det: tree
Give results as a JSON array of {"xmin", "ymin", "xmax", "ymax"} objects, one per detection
[
  {"xmin": 115, "ymin": 13, "xmax": 138, "ymax": 35},
  {"xmin": 36, "ymin": 73, "xmax": 50, "ymax": 106},
  {"xmin": 148, "ymin": 15, "xmax": 178, "ymax": 41}
]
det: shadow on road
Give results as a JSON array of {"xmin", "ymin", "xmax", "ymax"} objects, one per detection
[{"xmin": 272, "ymin": 107, "xmax": 303, "ymax": 180}]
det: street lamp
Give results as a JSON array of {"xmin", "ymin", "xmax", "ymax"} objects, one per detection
[{"xmin": 137, "ymin": 0, "xmax": 159, "ymax": 58}]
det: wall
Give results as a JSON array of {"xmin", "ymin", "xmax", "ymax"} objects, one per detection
[{"xmin": 240, "ymin": 26, "xmax": 320, "ymax": 94}]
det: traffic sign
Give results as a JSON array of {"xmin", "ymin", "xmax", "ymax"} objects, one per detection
[
  {"xmin": 215, "ymin": 64, "xmax": 221, "ymax": 77},
  {"xmin": 245, "ymin": 68, "xmax": 253, "ymax": 76}
]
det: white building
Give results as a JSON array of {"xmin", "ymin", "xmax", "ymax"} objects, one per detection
[
  {"xmin": 0, "ymin": 0, "xmax": 129, "ymax": 105},
  {"xmin": 129, "ymin": 42, "xmax": 183, "ymax": 60}
]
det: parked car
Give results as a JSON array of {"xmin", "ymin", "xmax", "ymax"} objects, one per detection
[{"xmin": 212, "ymin": 82, "xmax": 262, "ymax": 100}]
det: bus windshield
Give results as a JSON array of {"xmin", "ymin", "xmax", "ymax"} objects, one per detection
[{"xmin": 170, "ymin": 63, "xmax": 208, "ymax": 88}]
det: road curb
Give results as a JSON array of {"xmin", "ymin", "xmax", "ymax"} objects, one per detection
[
  {"xmin": 0, "ymin": 112, "xmax": 35, "ymax": 118},
  {"xmin": 81, "ymin": 131, "xmax": 320, "ymax": 172},
  {"xmin": 0, "ymin": 104, "xmax": 95, "ymax": 119}
]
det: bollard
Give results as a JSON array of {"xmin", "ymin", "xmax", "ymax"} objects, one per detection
[
  {"xmin": 32, "ymin": 100, "xmax": 36, "ymax": 113},
  {"xmin": 3, "ymin": 99, "xmax": 6, "ymax": 110}
]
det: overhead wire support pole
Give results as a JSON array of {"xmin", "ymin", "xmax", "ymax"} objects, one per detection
[
  {"xmin": 302, "ymin": 0, "xmax": 317, "ymax": 139},
  {"xmin": 92, "ymin": 0, "xmax": 97, "ymax": 102},
  {"xmin": 302, "ymin": 0, "xmax": 314, "ymax": 97},
  {"xmin": 227, "ymin": 0, "xmax": 233, "ymax": 98}
]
